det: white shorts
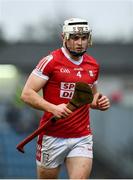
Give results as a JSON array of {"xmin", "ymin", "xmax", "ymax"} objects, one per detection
[{"xmin": 36, "ymin": 135, "xmax": 93, "ymax": 168}]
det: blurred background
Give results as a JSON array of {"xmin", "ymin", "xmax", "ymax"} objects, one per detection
[{"xmin": 0, "ymin": 0, "xmax": 133, "ymax": 178}]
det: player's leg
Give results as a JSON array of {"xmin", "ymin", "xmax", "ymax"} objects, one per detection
[
  {"xmin": 66, "ymin": 157, "xmax": 92, "ymax": 179},
  {"xmin": 65, "ymin": 135, "xmax": 93, "ymax": 179},
  {"xmin": 37, "ymin": 165, "xmax": 60, "ymax": 179},
  {"xmin": 36, "ymin": 134, "xmax": 69, "ymax": 179}
]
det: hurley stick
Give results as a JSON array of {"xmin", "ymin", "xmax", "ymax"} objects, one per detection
[{"xmin": 16, "ymin": 82, "xmax": 93, "ymax": 153}]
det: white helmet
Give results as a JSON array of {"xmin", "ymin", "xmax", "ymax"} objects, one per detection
[{"xmin": 63, "ymin": 18, "xmax": 92, "ymax": 46}]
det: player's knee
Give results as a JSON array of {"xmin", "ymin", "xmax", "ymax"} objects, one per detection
[
  {"xmin": 70, "ymin": 173, "xmax": 89, "ymax": 179},
  {"xmin": 37, "ymin": 165, "xmax": 59, "ymax": 179}
]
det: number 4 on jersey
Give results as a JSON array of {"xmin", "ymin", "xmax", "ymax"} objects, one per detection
[{"xmin": 76, "ymin": 71, "xmax": 82, "ymax": 78}]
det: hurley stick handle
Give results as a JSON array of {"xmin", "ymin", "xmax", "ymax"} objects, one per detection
[{"xmin": 50, "ymin": 102, "xmax": 77, "ymax": 123}]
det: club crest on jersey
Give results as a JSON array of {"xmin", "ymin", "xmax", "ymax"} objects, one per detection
[{"xmin": 88, "ymin": 70, "xmax": 94, "ymax": 77}]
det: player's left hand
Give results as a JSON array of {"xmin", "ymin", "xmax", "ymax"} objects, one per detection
[{"xmin": 97, "ymin": 94, "xmax": 110, "ymax": 111}]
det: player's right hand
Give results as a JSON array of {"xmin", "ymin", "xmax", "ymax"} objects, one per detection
[{"xmin": 48, "ymin": 103, "xmax": 72, "ymax": 119}]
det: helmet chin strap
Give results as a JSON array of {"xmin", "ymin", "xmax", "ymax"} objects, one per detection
[{"xmin": 65, "ymin": 43, "xmax": 86, "ymax": 57}]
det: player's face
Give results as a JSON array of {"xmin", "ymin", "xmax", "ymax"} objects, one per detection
[{"xmin": 66, "ymin": 33, "xmax": 89, "ymax": 53}]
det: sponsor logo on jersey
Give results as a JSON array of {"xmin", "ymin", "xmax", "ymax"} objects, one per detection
[
  {"xmin": 60, "ymin": 82, "xmax": 75, "ymax": 99},
  {"xmin": 74, "ymin": 67, "xmax": 83, "ymax": 71},
  {"xmin": 60, "ymin": 68, "xmax": 70, "ymax": 73}
]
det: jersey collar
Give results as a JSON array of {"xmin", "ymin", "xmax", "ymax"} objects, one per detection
[{"xmin": 61, "ymin": 47, "xmax": 83, "ymax": 65}]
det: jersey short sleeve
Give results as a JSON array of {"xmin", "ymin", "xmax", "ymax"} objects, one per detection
[{"xmin": 32, "ymin": 54, "xmax": 54, "ymax": 80}]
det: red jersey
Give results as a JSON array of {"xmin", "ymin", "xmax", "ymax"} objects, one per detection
[{"xmin": 33, "ymin": 47, "xmax": 99, "ymax": 138}]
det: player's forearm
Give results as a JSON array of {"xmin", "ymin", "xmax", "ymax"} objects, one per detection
[
  {"xmin": 21, "ymin": 89, "xmax": 55, "ymax": 112},
  {"xmin": 90, "ymin": 92, "xmax": 101, "ymax": 110},
  {"xmin": 90, "ymin": 103, "xmax": 98, "ymax": 109},
  {"xmin": 90, "ymin": 102, "xmax": 99, "ymax": 110},
  {"xmin": 90, "ymin": 92, "xmax": 110, "ymax": 111}
]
